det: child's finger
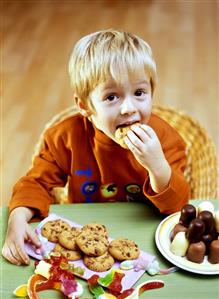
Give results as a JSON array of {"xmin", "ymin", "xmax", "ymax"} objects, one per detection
[
  {"xmin": 140, "ymin": 124, "xmax": 156, "ymax": 138},
  {"xmin": 15, "ymin": 241, "xmax": 30, "ymax": 265},
  {"xmin": 124, "ymin": 136, "xmax": 141, "ymax": 155},
  {"xmin": 130, "ymin": 124, "xmax": 148, "ymax": 139},
  {"xmin": 26, "ymin": 227, "xmax": 41, "ymax": 248},
  {"xmin": 12, "ymin": 242, "xmax": 30, "ymax": 265},
  {"xmin": 7, "ymin": 244, "xmax": 22, "ymax": 265},
  {"xmin": 2, "ymin": 246, "xmax": 19, "ymax": 265},
  {"xmin": 9, "ymin": 253, "xmax": 21, "ymax": 265},
  {"xmin": 126, "ymin": 130, "xmax": 149, "ymax": 155}
]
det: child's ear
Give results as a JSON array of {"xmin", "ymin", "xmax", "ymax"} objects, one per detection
[{"xmin": 74, "ymin": 95, "xmax": 91, "ymax": 117}]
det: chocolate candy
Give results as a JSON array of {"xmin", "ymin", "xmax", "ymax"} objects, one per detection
[
  {"xmin": 198, "ymin": 211, "xmax": 215, "ymax": 234},
  {"xmin": 186, "ymin": 219, "xmax": 205, "ymax": 243},
  {"xmin": 202, "ymin": 234, "xmax": 213, "ymax": 254},
  {"xmin": 187, "ymin": 241, "xmax": 206, "ymax": 263},
  {"xmin": 208, "ymin": 240, "xmax": 219, "ymax": 264},
  {"xmin": 179, "ymin": 204, "xmax": 196, "ymax": 227},
  {"xmin": 208, "ymin": 227, "xmax": 218, "ymax": 241},
  {"xmin": 170, "ymin": 223, "xmax": 187, "ymax": 242}
]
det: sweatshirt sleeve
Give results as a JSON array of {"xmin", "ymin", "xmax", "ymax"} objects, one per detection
[
  {"xmin": 9, "ymin": 127, "xmax": 71, "ymax": 217},
  {"xmin": 143, "ymin": 115, "xmax": 190, "ymax": 214}
]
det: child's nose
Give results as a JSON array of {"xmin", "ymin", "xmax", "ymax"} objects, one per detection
[{"xmin": 120, "ymin": 97, "xmax": 137, "ymax": 115}]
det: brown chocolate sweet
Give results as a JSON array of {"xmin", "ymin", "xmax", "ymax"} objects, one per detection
[
  {"xmin": 208, "ymin": 227, "xmax": 218, "ymax": 241},
  {"xmin": 179, "ymin": 204, "xmax": 196, "ymax": 227},
  {"xmin": 186, "ymin": 219, "xmax": 205, "ymax": 243},
  {"xmin": 198, "ymin": 211, "xmax": 215, "ymax": 234},
  {"xmin": 170, "ymin": 223, "xmax": 187, "ymax": 242},
  {"xmin": 202, "ymin": 234, "xmax": 213, "ymax": 254},
  {"xmin": 208, "ymin": 240, "xmax": 219, "ymax": 264},
  {"xmin": 186, "ymin": 241, "xmax": 206, "ymax": 263}
]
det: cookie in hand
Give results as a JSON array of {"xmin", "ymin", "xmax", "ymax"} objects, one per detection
[{"xmin": 115, "ymin": 123, "xmax": 140, "ymax": 149}]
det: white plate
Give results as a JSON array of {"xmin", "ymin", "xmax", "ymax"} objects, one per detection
[{"xmin": 155, "ymin": 212, "xmax": 219, "ymax": 275}]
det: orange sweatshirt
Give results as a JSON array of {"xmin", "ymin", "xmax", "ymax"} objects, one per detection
[{"xmin": 9, "ymin": 113, "xmax": 190, "ymax": 216}]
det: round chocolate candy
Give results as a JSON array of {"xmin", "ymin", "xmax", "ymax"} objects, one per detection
[
  {"xmin": 187, "ymin": 241, "xmax": 206, "ymax": 263},
  {"xmin": 198, "ymin": 211, "xmax": 215, "ymax": 234},
  {"xmin": 208, "ymin": 240, "xmax": 219, "ymax": 264},
  {"xmin": 179, "ymin": 204, "xmax": 196, "ymax": 227},
  {"xmin": 186, "ymin": 219, "xmax": 205, "ymax": 243}
]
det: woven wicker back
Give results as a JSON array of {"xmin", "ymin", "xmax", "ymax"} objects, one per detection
[
  {"xmin": 153, "ymin": 105, "xmax": 218, "ymax": 199},
  {"xmin": 32, "ymin": 105, "xmax": 218, "ymax": 203}
]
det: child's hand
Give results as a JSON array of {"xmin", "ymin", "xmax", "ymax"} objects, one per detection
[
  {"xmin": 125, "ymin": 123, "xmax": 171, "ymax": 193},
  {"xmin": 2, "ymin": 208, "xmax": 41, "ymax": 265}
]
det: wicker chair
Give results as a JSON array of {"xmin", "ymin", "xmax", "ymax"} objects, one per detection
[
  {"xmin": 32, "ymin": 105, "xmax": 218, "ymax": 203},
  {"xmin": 153, "ymin": 105, "xmax": 218, "ymax": 199}
]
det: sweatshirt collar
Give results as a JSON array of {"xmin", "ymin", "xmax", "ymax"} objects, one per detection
[{"xmin": 85, "ymin": 117, "xmax": 123, "ymax": 147}]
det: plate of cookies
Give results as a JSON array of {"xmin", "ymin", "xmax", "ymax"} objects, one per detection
[
  {"xmin": 25, "ymin": 214, "xmax": 155, "ymax": 290},
  {"xmin": 155, "ymin": 201, "xmax": 219, "ymax": 275}
]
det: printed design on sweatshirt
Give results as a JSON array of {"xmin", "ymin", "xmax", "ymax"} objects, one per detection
[
  {"xmin": 75, "ymin": 168, "xmax": 98, "ymax": 203},
  {"xmin": 81, "ymin": 181, "xmax": 98, "ymax": 203},
  {"xmin": 100, "ymin": 183, "xmax": 118, "ymax": 199},
  {"xmin": 75, "ymin": 168, "xmax": 92, "ymax": 178},
  {"xmin": 125, "ymin": 183, "xmax": 142, "ymax": 202},
  {"xmin": 81, "ymin": 181, "xmax": 98, "ymax": 196},
  {"xmin": 75, "ymin": 168, "xmax": 144, "ymax": 202}
]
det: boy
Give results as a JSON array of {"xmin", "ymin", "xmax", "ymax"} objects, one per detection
[{"xmin": 2, "ymin": 29, "xmax": 190, "ymax": 265}]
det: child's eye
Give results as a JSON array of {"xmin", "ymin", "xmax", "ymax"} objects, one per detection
[
  {"xmin": 135, "ymin": 89, "xmax": 146, "ymax": 96},
  {"xmin": 105, "ymin": 94, "xmax": 118, "ymax": 102}
]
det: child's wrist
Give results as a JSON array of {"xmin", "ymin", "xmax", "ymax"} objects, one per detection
[
  {"xmin": 148, "ymin": 161, "xmax": 171, "ymax": 193},
  {"xmin": 9, "ymin": 207, "xmax": 35, "ymax": 222}
]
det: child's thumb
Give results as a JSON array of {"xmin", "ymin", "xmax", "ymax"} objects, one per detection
[{"xmin": 27, "ymin": 227, "xmax": 42, "ymax": 248}]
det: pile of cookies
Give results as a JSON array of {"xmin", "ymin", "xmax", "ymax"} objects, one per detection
[{"xmin": 41, "ymin": 219, "xmax": 140, "ymax": 272}]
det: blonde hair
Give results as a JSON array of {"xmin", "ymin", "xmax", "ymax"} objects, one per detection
[{"xmin": 69, "ymin": 29, "xmax": 157, "ymax": 109}]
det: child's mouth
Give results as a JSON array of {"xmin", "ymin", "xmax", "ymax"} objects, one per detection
[{"xmin": 116, "ymin": 121, "xmax": 140, "ymax": 130}]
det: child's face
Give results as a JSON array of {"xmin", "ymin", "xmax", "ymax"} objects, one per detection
[{"xmin": 89, "ymin": 70, "xmax": 152, "ymax": 143}]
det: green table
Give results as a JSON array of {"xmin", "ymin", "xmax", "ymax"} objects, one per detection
[{"xmin": 1, "ymin": 200, "xmax": 219, "ymax": 299}]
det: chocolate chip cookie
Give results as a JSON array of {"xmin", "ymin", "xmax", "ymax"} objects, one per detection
[
  {"xmin": 115, "ymin": 123, "xmax": 140, "ymax": 149},
  {"xmin": 41, "ymin": 219, "xmax": 70, "ymax": 243},
  {"xmin": 82, "ymin": 222, "xmax": 108, "ymax": 237},
  {"xmin": 83, "ymin": 251, "xmax": 114, "ymax": 272},
  {"xmin": 58, "ymin": 227, "xmax": 82, "ymax": 250},
  {"xmin": 108, "ymin": 238, "xmax": 140, "ymax": 260},
  {"xmin": 53, "ymin": 243, "xmax": 82, "ymax": 261},
  {"xmin": 76, "ymin": 231, "xmax": 109, "ymax": 256}
]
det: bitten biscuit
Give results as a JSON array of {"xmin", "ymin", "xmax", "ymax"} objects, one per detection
[
  {"xmin": 41, "ymin": 219, "xmax": 71, "ymax": 243},
  {"xmin": 115, "ymin": 126, "xmax": 132, "ymax": 149},
  {"xmin": 83, "ymin": 251, "xmax": 114, "ymax": 272},
  {"xmin": 109, "ymin": 238, "xmax": 140, "ymax": 260},
  {"xmin": 53, "ymin": 243, "xmax": 82, "ymax": 261},
  {"xmin": 58, "ymin": 227, "xmax": 82, "ymax": 250},
  {"xmin": 76, "ymin": 231, "xmax": 109, "ymax": 256},
  {"xmin": 115, "ymin": 123, "xmax": 140, "ymax": 149}
]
